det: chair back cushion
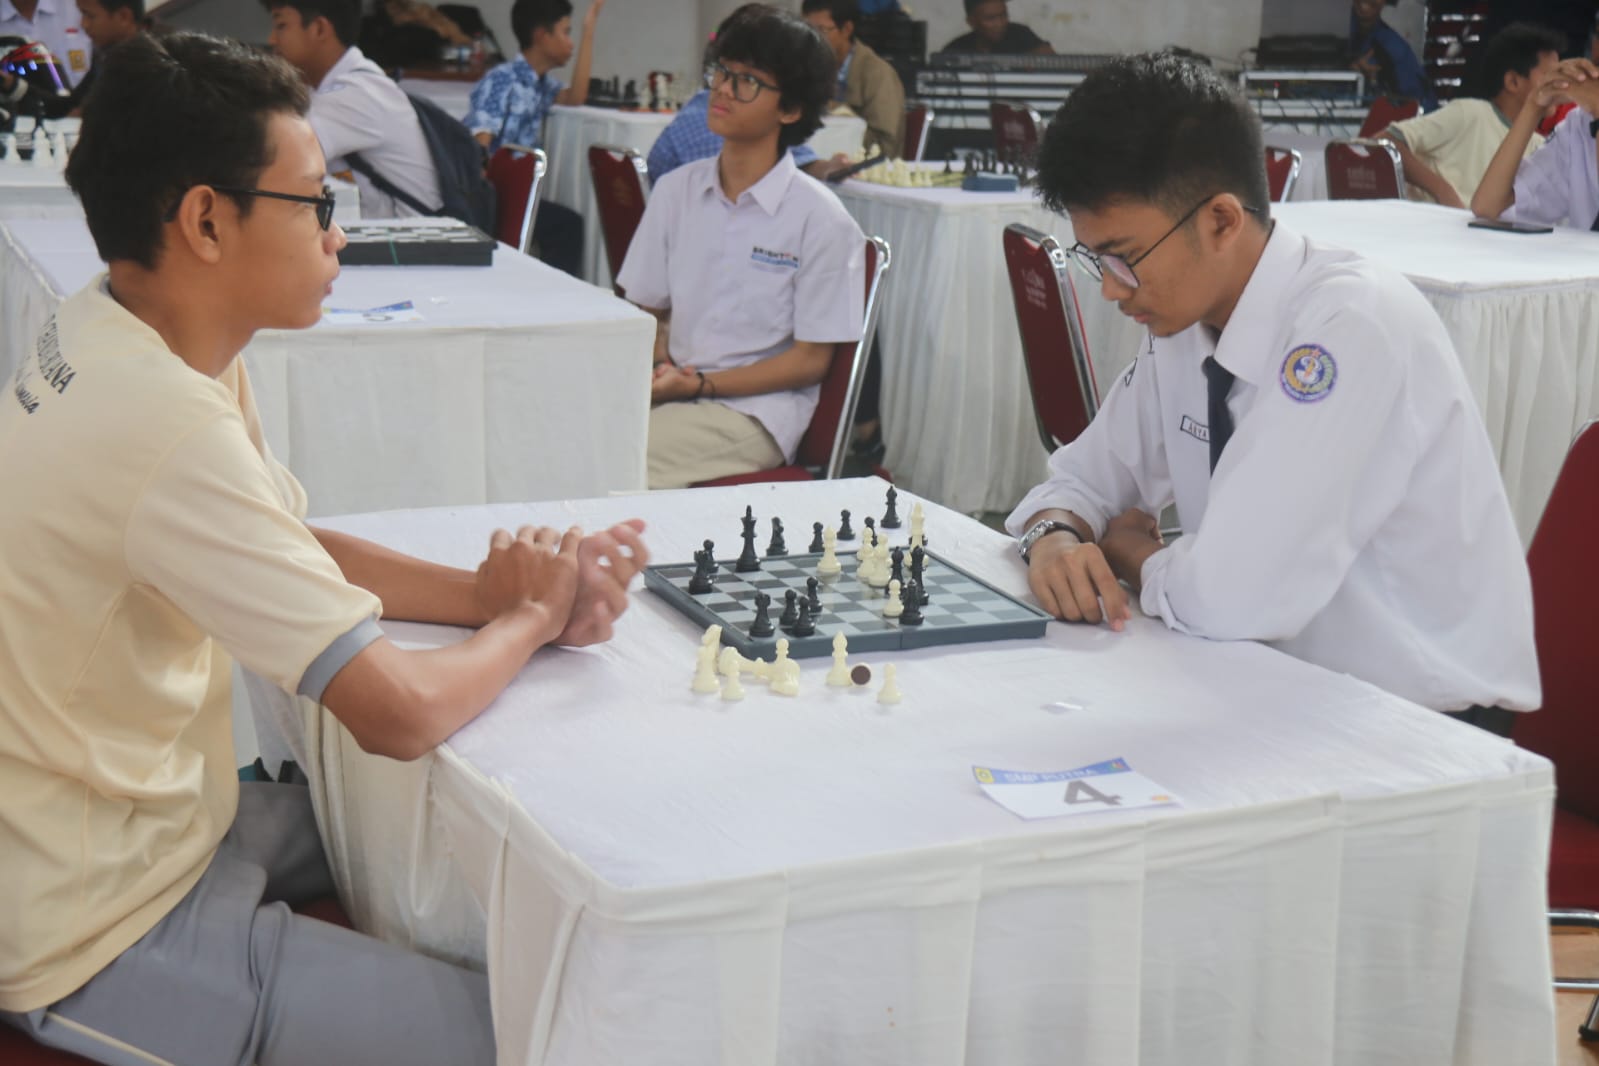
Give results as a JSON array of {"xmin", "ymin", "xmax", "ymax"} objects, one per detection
[
  {"xmin": 1002, "ymin": 223, "xmax": 1099, "ymax": 453},
  {"xmin": 1324, "ymin": 140, "xmax": 1404, "ymax": 200},
  {"xmin": 1264, "ymin": 146, "xmax": 1301, "ymax": 202},
  {"xmin": 795, "ymin": 238, "xmax": 881, "ymax": 469},
  {"xmin": 1359, "ymin": 95, "xmax": 1421, "ymax": 138},
  {"xmin": 486, "ymin": 145, "xmax": 540, "ymax": 250},
  {"xmin": 587, "ymin": 145, "xmax": 649, "ymax": 280}
]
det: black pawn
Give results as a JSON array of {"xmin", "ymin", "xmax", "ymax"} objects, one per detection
[
  {"xmin": 806, "ymin": 577, "xmax": 822, "ymax": 612},
  {"xmin": 837, "ymin": 509, "xmax": 855, "ymax": 540},
  {"xmin": 750, "ymin": 591, "xmax": 774, "ymax": 638},
  {"xmin": 890, "ymin": 546, "xmax": 905, "ymax": 587},
  {"xmin": 736, "ymin": 508, "xmax": 761, "ymax": 572},
  {"xmin": 688, "ymin": 548, "xmax": 713, "ymax": 594},
  {"xmin": 703, "ymin": 538, "xmax": 718, "ymax": 571},
  {"xmin": 899, "ymin": 581, "xmax": 924, "ymax": 625},
  {"xmin": 943, "ymin": 152, "xmax": 954, "ymax": 174},
  {"xmin": 779, "ymin": 590, "xmax": 799, "ymax": 629},
  {"xmin": 792, "ymin": 600, "xmax": 816, "ymax": 637},
  {"xmin": 881, "ymin": 486, "xmax": 901, "ymax": 529},
  {"xmin": 809, "ymin": 521, "xmax": 825, "ymax": 553},
  {"xmin": 767, "ymin": 517, "xmax": 787, "ymax": 557},
  {"xmin": 863, "ymin": 516, "xmax": 876, "ymax": 543}
]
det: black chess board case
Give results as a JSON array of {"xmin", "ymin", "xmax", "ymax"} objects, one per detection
[{"xmin": 337, "ymin": 219, "xmax": 496, "ymax": 267}]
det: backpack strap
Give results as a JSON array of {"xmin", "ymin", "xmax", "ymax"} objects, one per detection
[{"xmin": 344, "ymin": 151, "xmax": 443, "ymax": 217}]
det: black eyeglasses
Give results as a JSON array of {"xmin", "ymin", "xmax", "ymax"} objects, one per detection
[
  {"xmin": 1065, "ymin": 197, "xmax": 1262, "ymax": 290},
  {"xmin": 704, "ymin": 61, "xmax": 778, "ymax": 103},
  {"xmin": 164, "ymin": 184, "xmax": 338, "ymax": 230}
]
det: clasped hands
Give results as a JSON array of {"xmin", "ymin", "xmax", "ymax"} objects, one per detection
[
  {"xmin": 474, "ymin": 519, "xmax": 650, "ymax": 646},
  {"xmin": 1024, "ymin": 508, "xmax": 1165, "ymax": 631}
]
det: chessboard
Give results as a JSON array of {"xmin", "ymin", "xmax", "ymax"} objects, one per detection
[
  {"xmin": 336, "ymin": 219, "xmax": 495, "ymax": 267},
  {"xmin": 645, "ymin": 549, "xmax": 1050, "ymax": 659}
]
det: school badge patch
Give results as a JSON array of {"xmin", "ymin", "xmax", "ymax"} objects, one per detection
[{"xmin": 1280, "ymin": 344, "xmax": 1337, "ymax": 403}]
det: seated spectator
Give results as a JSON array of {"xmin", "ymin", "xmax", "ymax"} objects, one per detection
[
  {"xmin": 1349, "ymin": 0, "xmax": 1437, "ymax": 110},
  {"xmin": 0, "ymin": 0, "xmax": 92, "ymax": 85},
  {"xmin": 617, "ymin": 5, "xmax": 866, "ymax": 488},
  {"xmin": 802, "ymin": 0, "xmax": 906, "ymax": 158},
  {"xmin": 0, "ymin": 0, "xmax": 143, "ymax": 118},
  {"xmin": 1472, "ymin": 54, "xmax": 1599, "ymax": 227},
  {"xmin": 1381, "ymin": 22, "xmax": 1562, "ymax": 208},
  {"xmin": 265, "ymin": 0, "xmax": 442, "ymax": 218},
  {"xmin": 939, "ymin": 0, "xmax": 1052, "ymax": 56}
]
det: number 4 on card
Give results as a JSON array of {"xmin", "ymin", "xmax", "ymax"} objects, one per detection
[{"xmin": 973, "ymin": 758, "xmax": 1180, "ymax": 821}]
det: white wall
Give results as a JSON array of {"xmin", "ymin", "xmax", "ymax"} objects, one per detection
[{"xmin": 912, "ymin": 0, "xmax": 1263, "ymax": 65}]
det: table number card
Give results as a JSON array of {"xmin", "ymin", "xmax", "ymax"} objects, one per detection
[
  {"xmin": 321, "ymin": 301, "xmax": 425, "ymax": 326},
  {"xmin": 973, "ymin": 758, "xmax": 1181, "ymax": 821}
]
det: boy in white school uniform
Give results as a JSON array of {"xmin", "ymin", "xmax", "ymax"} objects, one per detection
[
  {"xmin": 616, "ymin": 4, "xmax": 866, "ymax": 488},
  {"xmin": 0, "ymin": 31, "xmax": 647, "ymax": 1065},
  {"xmin": 265, "ymin": 0, "xmax": 441, "ymax": 219},
  {"xmin": 1473, "ymin": 53, "xmax": 1599, "ymax": 227},
  {"xmin": 1008, "ymin": 53, "xmax": 1539, "ymax": 733}
]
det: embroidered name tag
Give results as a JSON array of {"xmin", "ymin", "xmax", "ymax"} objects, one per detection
[
  {"xmin": 750, "ymin": 246, "xmax": 800, "ymax": 269},
  {"xmin": 1179, "ymin": 415, "xmax": 1209, "ymax": 443}
]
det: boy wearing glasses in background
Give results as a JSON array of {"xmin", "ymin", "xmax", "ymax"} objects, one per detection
[
  {"xmin": 0, "ymin": 31, "xmax": 647, "ymax": 1064},
  {"xmin": 617, "ymin": 4, "xmax": 865, "ymax": 488},
  {"xmin": 1007, "ymin": 52, "xmax": 1537, "ymax": 734}
]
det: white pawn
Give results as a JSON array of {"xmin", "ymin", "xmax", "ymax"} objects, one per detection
[
  {"xmin": 719, "ymin": 647, "xmax": 745, "ymax": 701},
  {"xmin": 883, "ymin": 579, "xmax": 904, "ymax": 618},
  {"xmin": 691, "ymin": 642, "xmax": 721, "ymax": 693},
  {"xmin": 826, "ymin": 632, "xmax": 851, "ymax": 686},
  {"xmin": 0, "ymin": 133, "xmax": 15, "ymax": 166},
  {"xmin": 877, "ymin": 663, "xmax": 902, "ymax": 705},
  {"xmin": 817, "ymin": 526, "xmax": 841, "ymax": 576},
  {"xmin": 30, "ymin": 131, "xmax": 51, "ymax": 168},
  {"xmin": 864, "ymin": 536, "xmax": 890, "ymax": 589},
  {"xmin": 854, "ymin": 528, "xmax": 873, "ymax": 578},
  {"xmin": 771, "ymin": 638, "xmax": 799, "ymax": 696}
]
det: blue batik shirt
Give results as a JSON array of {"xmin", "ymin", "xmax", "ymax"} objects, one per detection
[
  {"xmin": 1349, "ymin": 16, "xmax": 1436, "ymax": 110},
  {"xmin": 647, "ymin": 89, "xmax": 819, "ymax": 183},
  {"xmin": 466, "ymin": 55, "xmax": 563, "ymax": 152}
]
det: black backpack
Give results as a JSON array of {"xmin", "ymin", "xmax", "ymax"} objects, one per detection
[{"xmin": 346, "ymin": 93, "xmax": 498, "ymax": 234}]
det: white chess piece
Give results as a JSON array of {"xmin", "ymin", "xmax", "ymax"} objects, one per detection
[
  {"xmin": 772, "ymin": 659, "xmax": 801, "ymax": 697},
  {"xmin": 719, "ymin": 647, "xmax": 745, "ymax": 701},
  {"xmin": 691, "ymin": 643, "xmax": 721, "ymax": 693},
  {"xmin": 702, "ymin": 624, "xmax": 722, "ymax": 650},
  {"xmin": 30, "ymin": 130, "xmax": 51, "ymax": 168},
  {"xmin": 826, "ymin": 632, "xmax": 851, "ymax": 686},
  {"xmin": 854, "ymin": 529, "xmax": 873, "ymax": 579},
  {"xmin": 863, "ymin": 537, "xmax": 890, "ymax": 589},
  {"xmin": 883, "ymin": 579, "xmax": 904, "ymax": 618},
  {"xmin": 877, "ymin": 664, "xmax": 902, "ymax": 705},
  {"xmin": 817, "ymin": 527, "xmax": 841, "ymax": 576}
]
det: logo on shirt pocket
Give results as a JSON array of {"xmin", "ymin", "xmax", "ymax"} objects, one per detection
[
  {"xmin": 1281, "ymin": 344, "xmax": 1337, "ymax": 403},
  {"xmin": 750, "ymin": 246, "xmax": 800, "ymax": 271}
]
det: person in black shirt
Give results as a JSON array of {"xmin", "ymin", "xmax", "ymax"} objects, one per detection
[
  {"xmin": 939, "ymin": 0, "xmax": 1052, "ymax": 55},
  {"xmin": 0, "ymin": 0, "xmax": 142, "ymax": 119}
]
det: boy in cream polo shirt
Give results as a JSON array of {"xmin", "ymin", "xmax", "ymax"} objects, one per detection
[
  {"xmin": 617, "ymin": 5, "xmax": 865, "ymax": 488},
  {"xmin": 0, "ymin": 31, "xmax": 648, "ymax": 1066}
]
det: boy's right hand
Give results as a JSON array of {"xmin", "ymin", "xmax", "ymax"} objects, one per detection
[{"xmin": 475, "ymin": 525, "xmax": 581, "ymax": 630}]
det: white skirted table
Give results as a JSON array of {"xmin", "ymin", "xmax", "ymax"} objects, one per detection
[
  {"xmin": 542, "ymin": 104, "xmax": 867, "ymax": 289},
  {"xmin": 248, "ymin": 478, "xmax": 1556, "ymax": 1066},
  {"xmin": 0, "ymin": 216, "xmax": 652, "ymax": 514}
]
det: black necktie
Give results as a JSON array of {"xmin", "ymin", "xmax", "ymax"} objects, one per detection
[{"xmin": 1203, "ymin": 356, "xmax": 1235, "ymax": 474}]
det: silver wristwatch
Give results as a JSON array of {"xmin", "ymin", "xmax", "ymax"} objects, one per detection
[{"xmin": 1016, "ymin": 519, "xmax": 1081, "ymax": 563}]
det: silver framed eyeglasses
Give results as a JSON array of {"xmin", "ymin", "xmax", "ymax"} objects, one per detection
[
  {"xmin": 703, "ymin": 61, "xmax": 778, "ymax": 103},
  {"xmin": 1065, "ymin": 197, "xmax": 1261, "ymax": 290}
]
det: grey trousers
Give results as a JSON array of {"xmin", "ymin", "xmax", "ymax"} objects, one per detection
[{"xmin": 2, "ymin": 782, "xmax": 495, "ymax": 1066}]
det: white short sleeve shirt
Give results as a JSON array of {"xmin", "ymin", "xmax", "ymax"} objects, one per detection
[
  {"xmin": 615, "ymin": 153, "xmax": 866, "ymax": 460},
  {"xmin": 1007, "ymin": 224, "xmax": 1540, "ymax": 714},
  {"xmin": 0, "ymin": 0, "xmax": 90, "ymax": 85},
  {"xmin": 1508, "ymin": 104, "xmax": 1599, "ymax": 229},
  {"xmin": 311, "ymin": 46, "xmax": 442, "ymax": 219}
]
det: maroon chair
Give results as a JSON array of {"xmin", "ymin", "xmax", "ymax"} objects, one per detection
[
  {"xmin": 902, "ymin": 101, "xmax": 934, "ymax": 162},
  {"xmin": 1324, "ymin": 138, "xmax": 1406, "ymax": 200},
  {"xmin": 485, "ymin": 143, "xmax": 546, "ymax": 254},
  {"xmin": 1512, "ymin": 419, "xmax": 1599, "ymax": 1040},
  {"xmin": 989, "ymin": 99, "xmax": 1042, "ymax": 163},
  {"xmin": 587, "ymin": 144, "xmax": 650, "ymax": 287},
  {"xmin": 1358, "ymin": 94, "xmax": 1421, "ymax": 138},
  {"xmin": 1001, "ymin": 222, "xmax": 1100, "ymax": 454},
  {"xmin": 1264, "ymin": 145, "xmax": 1303, "ymax": 203},
  {"xmin": 693, "ymin": 236, "xmax": 891, "ymax": 486}
]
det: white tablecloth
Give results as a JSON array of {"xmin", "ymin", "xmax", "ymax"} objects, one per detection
[
  {"xmin": 250, "ymin": 478, "xmax": 1556, "ymax": 1066},
  {"xmin": 0, "ymin": 217, "xmax": 653, "ymax": 515},
  {"xmin": 543, "ymin": 104, "xmax": 867, "ymax": 289}
]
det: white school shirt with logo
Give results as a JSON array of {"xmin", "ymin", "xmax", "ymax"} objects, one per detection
[
  {"xmin": 1006, "ymin": 224, "xmax": 1539, "ymax": 714},
  {"xmin": 311, "ymin": 46, "xmax": 441, "ymax": 219},
  {"xmin": 615, "ymin": 152, "xmax": 866, "ymax": 460}
]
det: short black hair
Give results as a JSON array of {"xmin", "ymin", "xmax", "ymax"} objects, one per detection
[
  {"xmin": 711, "ymin": 6, "xmax": 833, "ymax": 151},
  {"xmin": 964, "ymin": 0, "xmax": 1001, "ymax": 15},
  {"xmin": 261, "ymin": 0, "xmax": 360, "ymax": 47},
  {"xmin": 1035, "ymin": 51, "xmax": 1270, "ymax": 222},
  {"xmin": 511, "ymin": 0, "xmax": 572, "ymax": 50},
  {"xmin": 800, "ymin": 0, "xmax": 859, "ymax": 31},
  {"xmin": 65, "ymin": 31, "xmax": 309, "ymax": 270},
  {"xmin": 1472, "ymin": 22, "xmax": 1564, "ymax": 98},
  {"xmin": 88, "ymin": 0, "xmax": 145, "ymax": 19}
]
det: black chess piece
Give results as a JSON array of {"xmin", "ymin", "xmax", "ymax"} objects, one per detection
[
  {"xmin": 806, "ymin": 577, "xmax": 822, "ymax": 613},
  {"xmin": 702, "ymin": 538, "xmax": 718, "ymax": 571},
  {"xmin": 964, "ymin": 154, "xmax": 975, "ymax": 176},
  {"xmin": 943, "ymin": 152, "xmax": 954, "ymax": 175},
  {"xmin": 837, "ymin": 509, "xmax": 854, "ymax": 541},
  {"xmin": 890, "ymin": 546, "xmax": 905, "ymax": 587},
  {"xmin": 688, "ymin": 549, "xmax": 714, "ymax": 594},
  {"xmin": 779, "ymin": 589, "xmax": 799, "ymax": 629},
  {"xmin": 792, "ymin": 600, "xmax": 816, "ymax": 637},
  {"xmin": 881, "ymin": 486, "xmax": 901, "ymax": 529},
  {"xmin": 750, "ymin": 591, "xmax": 774, "ymax": 638},
  {"xmin": 910, "ymin": 545, "xmax": 928, "ymax": 603},
  {"xmin": 899, "ymin": 581, "xmax": 924, "ymax": 625},
  {"xmin": 809, "ymin": 521, "xmax": 825, "ymax": 553},
  {"xmin": 736, "ymin": 506, "xmax": 761, "ymax": 572},
  {"xmin": 767, "ymin": 517, "xmax": 787, "ymax": 557},
  {"xmin": 862, "ymin": 516, "xmax": 876, "ymax": 544}
]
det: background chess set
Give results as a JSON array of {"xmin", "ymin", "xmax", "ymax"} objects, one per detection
[
  {"xmin": 336, "ymin": 219, "xmax": 496, "ymax": 267},
  {"xmin": 0, "ymin": 119, "xmax": 72, "ymax": 168}
]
